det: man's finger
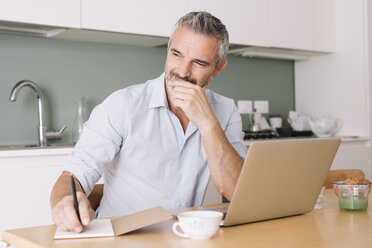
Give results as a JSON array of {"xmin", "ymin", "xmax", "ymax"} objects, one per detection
[
  {"xmin": 169, "ymin": 80, "xmax": 199, "ymax": 89},
  {"xmin": 53, "ymin": 202, "xmax": 74, "ymax": 231},
  {"xmin": 173, "ymin": 98, "xmax": 184, "ymax": 109},
  {"xmin": 78, "ymin": 200, "xmax": 93, "ymax": 226},
  {"xmin": 173, "ymin": 86, "xmax": 198, "ymax": 96},
  {"xmin": 172, "ymin": 92, "xmax": 192, "ymax": 102},
  {"xmin": 57, "ymin": 219, "xmax": 70, "ymax": 232},
  {"xmin": 53, "ymin": 209, "xmax": 70, "ymax": 232},
  {"xmin": 63, "ymin": 203, "xmax": 83, "ymax": 232}
]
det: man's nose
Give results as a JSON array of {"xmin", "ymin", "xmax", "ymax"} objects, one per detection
[{"xmin": 177, "ymin": 61, "xmax": 192, "ymax": 78}]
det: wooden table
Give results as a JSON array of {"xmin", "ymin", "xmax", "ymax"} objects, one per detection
[{"xmin": 3, "ymin": 189, "xmax": 372, "ymax": 248}]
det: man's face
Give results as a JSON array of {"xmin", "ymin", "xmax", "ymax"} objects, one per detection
[{"xmin": 164, "ymin": 26, "xmax": 222, "ymax": 89}]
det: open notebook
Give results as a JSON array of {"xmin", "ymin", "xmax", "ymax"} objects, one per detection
[{"xmin": 54, "ymin": 206, "xmax": 172, "ymax": 239}]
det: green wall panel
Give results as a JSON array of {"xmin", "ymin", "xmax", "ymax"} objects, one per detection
[{"xmin": 0, "ymin": 34, "xmax": 294, "ymax": 145}]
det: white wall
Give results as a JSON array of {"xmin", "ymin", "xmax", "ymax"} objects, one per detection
[
  {"xmin": 295, "ymin": 0, "xmax": 369, "ymax": 137},
  {"xmin": 294, "ymin": 0, "xmax": 372, "ymax": 179}
]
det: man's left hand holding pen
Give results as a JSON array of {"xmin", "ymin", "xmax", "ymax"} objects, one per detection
[{"xmin": 50, "ymin": 172, "xmax": 96, "ymax": 233}]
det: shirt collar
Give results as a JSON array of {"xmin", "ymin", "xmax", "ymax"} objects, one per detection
[{"xmin": 149, "ymin": 72, "xmax": 169, "ymax": 109}]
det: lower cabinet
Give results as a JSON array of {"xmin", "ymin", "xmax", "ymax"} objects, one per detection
[
  {"xmin": 331, "ymin": 141, "xmax": 371, "ymax": 180},
  {"xmin": 0, "ymin": 151, "xmax": 70, "ymax": 238}
]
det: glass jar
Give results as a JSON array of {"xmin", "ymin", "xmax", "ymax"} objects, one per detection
[
  {"xmin": 337, "ymin": 184, "xmax": 370, "ymax": 211},
  {"xmin": 72, "ymin": 96, "xmax": 88, "ymax": 144}
]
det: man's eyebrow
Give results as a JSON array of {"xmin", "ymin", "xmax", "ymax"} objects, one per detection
[{"xmin": 171, "ymin": 48, "xmax": 182, "ymax": 54}]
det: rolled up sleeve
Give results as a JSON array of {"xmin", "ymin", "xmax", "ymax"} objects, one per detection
[{"xmin": 64, "ymin": 91, "xmax": 129, "ymax": 195}]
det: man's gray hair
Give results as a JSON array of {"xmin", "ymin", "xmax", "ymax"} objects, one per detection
[{"xmin": 169, "ymin": 11, "xmax": 229, "ymax": 67}]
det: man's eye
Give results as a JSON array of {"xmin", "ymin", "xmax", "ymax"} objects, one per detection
[
  {"xmin": 173, "ymin": 52, "xmax": 180, "ymax": 57},
  {"xmin": 194, "ymin": 61, "xmax": 206, "ymax": 67}
]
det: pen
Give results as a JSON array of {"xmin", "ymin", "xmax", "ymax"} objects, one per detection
[{"xmin": 70, "ymin": 175, "xmax": 81, "ymax": 223}]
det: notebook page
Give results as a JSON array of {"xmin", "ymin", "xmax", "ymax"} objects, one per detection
[{"xmin": 54, "ymin": 218, "xmax": 114, "ymax": 239}]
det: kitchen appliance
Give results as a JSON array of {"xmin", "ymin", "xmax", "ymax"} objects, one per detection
[
  {"xmin": 249, "ymin": 109, "xmax": 262, "ymax": 132},
  {"xmin": 287, "ymin": 111, "xmax": 311, "ymax": 131},
  {"xmin": 269, "ymin": 115, "xmax": 283, "ymax": 129},
  {"xmin": 309, "ymin": 116, "xmax": 342, "ymax": 137},
  {"xmin": 246, "ymin": 109, "xmax": 278, "ymax": 139},
  {"xmin": 244, "ymin": 130, "xmax": 280, "ymax": 140}
]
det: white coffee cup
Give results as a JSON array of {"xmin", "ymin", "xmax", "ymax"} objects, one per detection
[{"xmin": 172, "ymin": 211, "xmax": 223, "ymax": 240}]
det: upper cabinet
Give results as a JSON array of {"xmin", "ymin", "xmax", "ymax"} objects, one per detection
[
  {"xmin": 187, "ymin": 0, "xmax": 270, "ymax": 47},
  {"xmin": 0, "ymin": 0, "xmax": 335, "ymax": 55},
  {"xmin": 0, "ymin": 0, "xmax": 80, "ymax": 28},
  {"xmin": 267, "ymin": 0, "xmax": 334, "ymax": 52},
  {"xmin": 188, "ymin": 0, "xmax": 334, "ymax": 53},
  {"xmin": 81, "ymin": 0, "xmax": 188, "ymax": 37}
]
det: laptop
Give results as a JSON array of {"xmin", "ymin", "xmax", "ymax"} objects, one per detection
[{"xmin": 219, "ymin": 138, "xmax": 341, "ymax": 226}]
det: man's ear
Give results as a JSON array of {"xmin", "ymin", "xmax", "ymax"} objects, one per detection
[{"xmin": 213, "ymin": 59, "xmax": 227, "ymax": 78}]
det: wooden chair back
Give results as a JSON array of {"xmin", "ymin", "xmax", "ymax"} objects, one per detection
[
  {"xmin": 324, "ymin": 169, "xmax": 365, "ymax": 188},
  {"xmin": 88, "ymin": 184, "xmax": 104, "ymax": 211}
]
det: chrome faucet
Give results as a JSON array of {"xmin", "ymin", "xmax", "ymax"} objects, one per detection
[{"xmin": 9, "ymin": 80, "xmax": 66, "ymax": 147}]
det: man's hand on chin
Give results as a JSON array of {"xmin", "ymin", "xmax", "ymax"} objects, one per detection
[{"xmin": 168, "ymin": 80, "xmax": 218, "ymax": 131}]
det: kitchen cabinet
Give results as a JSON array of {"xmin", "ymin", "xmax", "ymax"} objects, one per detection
[
  {"xmin": 188, "ymin": 0, "xmax": 334, "ymax": 52},
  {"xmin": 0, "ymin": 0, "xmax": 334, "ymax": 55},
  {"xmin": 0, "ymin": 0, "xmax": 80, "ymax": 28},
  {"xmin": 267, "ymin": 0, "xmax": 334, "ymax": 52},
  {"xmin": 81, "ymin": 0, "xmax": 188, "ymax": 38},
  {"xmin": 56, "ymin": 0, "xmax": 333, "ymax": 53},
  {"xmin": 0, "ymin": 148, "xmax": 72, "ymax": 238},
  {"xmin": 331, "ymin": 141, "xmax": 371, "ymax": 180},
  {"xmin": 187, "ymin": 0, "xmax": 270, "ymax": 47}
]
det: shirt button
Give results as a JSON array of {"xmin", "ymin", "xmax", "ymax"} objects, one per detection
[
  {"xmin": 178, "ymin": 175, "xmax": 182, "ymax": 180},
  {"xmin": 177, "ymin": 202, "xmax": 182, "ymax": 207}
]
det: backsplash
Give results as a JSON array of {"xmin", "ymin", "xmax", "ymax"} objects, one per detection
[{"xmin": 0, "ymin": 34, "xmax": 294, "ymax": 145}]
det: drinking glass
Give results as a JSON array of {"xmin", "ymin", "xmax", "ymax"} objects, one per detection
[{"xmin": 314, "ymin": 186, "xmax": 326, "ymax": 209}]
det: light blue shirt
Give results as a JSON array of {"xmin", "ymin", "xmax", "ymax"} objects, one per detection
[{"xmin": 65, "ymin": 73, "xmax": 247, "ymax": 218}]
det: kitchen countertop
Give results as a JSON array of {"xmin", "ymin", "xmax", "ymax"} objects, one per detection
[
  {"xmin": 0, "ymin": 136, "xmax": 369, "ymax": 157},
  {"xmin": 0, "ymin": 144, "xmax": 74, "ymax": 157},
  {"xmin": 244, "ymin": 136, "xmax": 369, "ymax": 146}
]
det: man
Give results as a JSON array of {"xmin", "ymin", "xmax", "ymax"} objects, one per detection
[{"xmin": 50, "ymin": 11, "xmax": 247, "ymax": 233}]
